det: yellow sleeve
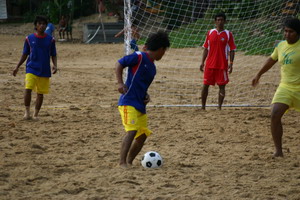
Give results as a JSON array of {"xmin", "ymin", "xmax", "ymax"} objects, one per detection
[{"xmin": 270, "ymin": 47, "xmax": 278, "ymax": 61}]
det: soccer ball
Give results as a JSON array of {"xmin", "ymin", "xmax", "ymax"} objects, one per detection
[{"xmin": 141, "ymin": 151, "xmax": 163, "ymax": 168}]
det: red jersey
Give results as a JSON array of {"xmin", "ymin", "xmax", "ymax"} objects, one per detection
[{"xmin": 203, "ymin": 29, "xmax": 236, "ymax": 70}]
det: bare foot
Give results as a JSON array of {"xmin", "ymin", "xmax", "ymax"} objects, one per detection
[
  {"xmin": 33, "ymin": 110, "xmax": 39, "ymax": 119},
  {"xmin": 23, "ymin": 114, "xmax": 32, "ymax": 120},
  {"xmin": 273, "ymin": 150, "xmax": 283, "ymax": 158},
  {"xmin": 119, "ymin": 163, "xmax": 128, "ymax": 168},
  {"xmin": 32, "ymin": 116, "xmax": 39, "ymax": 121}
]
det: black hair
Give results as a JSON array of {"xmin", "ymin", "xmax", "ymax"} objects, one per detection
[
  {"xmin": 146, "ymin": 31, "xmax": 170, "ymax": 51},
  {"xmin": 284, "ymin": 18, "xmax": 300, "ymax": 35},
  {"xmin": 34, "ymin": 15, "xmax": 48, "ymax": 26},
  {"xmin": 214, "ymin": 13, "xmax": 226, "ymax": 21}
]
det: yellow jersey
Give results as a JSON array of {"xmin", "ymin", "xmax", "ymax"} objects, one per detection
[{"xmin": 271, "ymin": 39, "xmax": 300, "ymax": 91}]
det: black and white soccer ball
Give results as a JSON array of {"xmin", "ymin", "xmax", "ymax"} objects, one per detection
[{"xmin": 141, "ymin": 151, "xmax": 163, "ymax": 168}]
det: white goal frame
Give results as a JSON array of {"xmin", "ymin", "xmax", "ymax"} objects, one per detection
[{"xmin": 123, "ymin": 0, "xmax": 297, "ymax": 107}]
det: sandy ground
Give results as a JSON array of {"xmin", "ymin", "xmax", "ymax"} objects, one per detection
[{"xmin": 0, "ymin": 25, "xmax": 300, "ymax": 200}]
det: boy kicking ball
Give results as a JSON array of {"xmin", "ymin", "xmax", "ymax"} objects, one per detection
[
  {"xmin": 115, "ymin": 31, "xmax": 170, "ymax": 168},
  {"xmin": 13, "ymin": 15, "xmax": 58, "ymax": 120}
]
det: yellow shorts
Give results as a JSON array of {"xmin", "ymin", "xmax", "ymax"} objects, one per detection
[
  {"xmin": 118, "ymin": 105, "xmax": 152, "ymax": 139},
  {"xmin": 272, "ymin": 86, "xmax": 300, "ymax": 112},
  {"xmin": 25, "ymin": 73, "xmax": 50, "ymax": 94}
]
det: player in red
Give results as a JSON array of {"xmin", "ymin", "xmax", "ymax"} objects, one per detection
[{"xmin": 200, "ymin": 13, "xmax": 236, "ymax": 110}]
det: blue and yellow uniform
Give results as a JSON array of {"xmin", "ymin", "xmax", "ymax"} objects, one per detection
[
  {"xmin": 271, "ymin": 39, "xmax": 300, "ymax": 111},
  {"xmin": 23, "ymin": 33, "xmax": 57, "ymax": 94},
  {"xmin": 118, "ymin": 51, "xmax": 156, "ymax": 138}
]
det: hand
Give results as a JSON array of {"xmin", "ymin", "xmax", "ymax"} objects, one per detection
[
  {"xmin": 200, "ymin": 64, "xmax": 204, "ymax": 72},
  {"xmin": 12, "ymin": 67, "xmax": 19, "ymax": 76},
  {"xmin": 52, "ymin": 65, "xmax": 58, "ymax": 74},
  {"xmin": 228, "ymin": 63, "xmax": 233, "ymax": 74},
  {"xmin": 144, "ymin": 94, "xmax": 150, "ymax": 105},
  {"xmin": 118, "ymin": 83, "xmax": 128, "ymax": 94},
  {"xmin": 252, "ymin": 75, "xmax": 260, "ymax": 87}
]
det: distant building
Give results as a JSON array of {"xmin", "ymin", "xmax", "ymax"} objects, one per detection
[{"xmin": 0, "ymin": 0, "xmax": 7, "ymax": 20}]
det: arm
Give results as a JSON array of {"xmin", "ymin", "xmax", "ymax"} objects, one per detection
[
  {"xmin": 252, "ymin": 57, "xmax": 277, "ymax": 87},
  {"xmin": 200, "ymin": 48, "xmax": 208, "ymax": 72},
  {"xmin": 13, "ymin": 54, "xmax": 28, "ymax": 76},
  {"xmin": 134, "ymin": 30, "xmax": 140, "ymax": 40},
  {"xmin": 52, "ymin": 25, "xmax": 56, "ymax": 38},
  {"xmin": 114, "ymin": 29, "xmax": 125, "ymax": 38},
  {"xmin": 51, "ymin": 56, "xmax": 58, "ymax": 74},
  {"xmin": 115, "ymin": 62, "xmax": 128, "ymax": 94},
  {"xmin": 228, "ymin": 50, "xmax": 235, "ymax": 74}
]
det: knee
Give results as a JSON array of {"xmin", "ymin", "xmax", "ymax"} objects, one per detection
[
  {"xmin": 271, "ymin": 109, "xmax": 283, "ymax": 122},
  {"xmin": 202, "ymin": 85, "xmax": 209, "ymax": 92},
  {"xmin": 25, "ymin": 89, "xmax": 32, "ymax": 95},
  {"xmin": 219, "ymin": 91, "xmax": 225, "ymax": 96}
]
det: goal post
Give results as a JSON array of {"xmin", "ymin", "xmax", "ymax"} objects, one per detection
[{"xmin": 124, "ymin": 0, "xmax": 299, "ymax": 107}]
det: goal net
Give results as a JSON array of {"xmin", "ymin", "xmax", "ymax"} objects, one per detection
[{"xmin": 124, "ymin": 0, "xmax": 299, "ymax": 107}]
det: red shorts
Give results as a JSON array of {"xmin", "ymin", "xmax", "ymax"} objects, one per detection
[{"xmin": 203, "ymin": 68, "xmax": 229, "ymax": 86}]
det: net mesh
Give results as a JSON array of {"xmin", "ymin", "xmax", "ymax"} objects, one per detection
[{"xmin": 124, "ymin": 0, "xmax": 300, "ymax": 106}]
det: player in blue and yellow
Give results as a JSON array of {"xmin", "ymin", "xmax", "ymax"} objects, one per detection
[
  {"xmin": 252, "ymin": 18, "xmax": 300, "ymax": 157},
  {"xmin": 13, "ymin": 15, "xmax": 57, "ymax": 120},
  {"xmin": 116, "ymin": 31, "xmax": 170, "ymax": 167}
]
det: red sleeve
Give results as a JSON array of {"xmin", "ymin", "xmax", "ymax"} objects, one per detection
[
  {"xmin": 228, "ymin": 32, "xmax": 236, "ymax": 51},
  {"xmin": 203, "ymin": 30, "xmax": 210, "ymax": 49}
]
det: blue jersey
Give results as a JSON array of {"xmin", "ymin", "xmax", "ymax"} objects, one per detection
[
  {"xmin": 118, "ymin": 51, "xmax": 156, "ymax": 113},
  {"xmin": 45, "ymin": 23, "xmax": 55, "ymax": 37},
  {"xmin": 23, "ymin": 33, "xmax": 57, "ymax": 77}
]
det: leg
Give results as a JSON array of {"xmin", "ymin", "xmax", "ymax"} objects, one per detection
[
  {"xmin": 24, "ymin": 89, "xmax": 32, "ymax": 119},
  {"xmin": 59, "ymin": 30, "xmax": 62, "ymax": 39},
  {"xmin": 66, "ymin": 30, "xmax": 69, "ymax": 40},
  {"xmin": 127, "ymin": 133, "xmax": 147, "ymax": 165},
  {"xmin": 218, "ymin": 85, "xmax": 226, "ymax": 110},
  {"xmin": 120, "ymin": 130, "xmax": 136, "ymax": 167},
  {"xmin": 33, "ymin": 93, "xmax": 44, "ymax": 119},
  {"xmin": 201, "ymin": 84, "xmax": 209, "ymax": 110},
  {"xmin": 270, "ymin": 103, "xmax": 289, "ymax": 157}
]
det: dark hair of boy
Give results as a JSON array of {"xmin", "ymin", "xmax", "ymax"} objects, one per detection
[
  {"xmin": 214, "ymin": 12, "xmax": 226, "ymax": 21},
  {"xmin": 145, "ymin": 31, "xmax": 170, "ymax": 51},
  {"xmin": 34, "ymin": 15, "xmax": 48, "ymax": 26},
  {"xmin": 284, "ymin": 17, "xmax": 300, "ymax": 34}
]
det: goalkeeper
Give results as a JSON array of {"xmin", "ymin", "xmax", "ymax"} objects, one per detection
[
  {"xmin": 115, "ymin": 21, "xmax": 140, "ymax": 51},
  {"xmin": 115, "ymin": 31, "xmax": 170, "ymax": 168},
  {"xmin": 200, "ymin": 13, "xmax": 236, "ymax": 110},
  {"xmin": 252, "ymin": 18, "xmax": 300, "ymax": 157}
]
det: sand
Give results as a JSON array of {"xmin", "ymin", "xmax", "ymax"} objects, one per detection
[{"xmin": 0, "ymin": 25, "xmax": 300, "ymax": 200}]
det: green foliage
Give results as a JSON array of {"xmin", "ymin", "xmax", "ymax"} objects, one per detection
[
  {"xmin": 73, "ymin": 0, "xmax": 96, "ymax": 19},
  {"xmin": 160, "ymin": 0, "xmax": 197, "ymax": 30},
  {"xmin": 23, "ymin": 0, "xmax": 96, "ymax": 24},
  {"xmin": 207, "ymin": 0, "xmax": 283, "ymax": 20},
  {"xmin": 23, "ymin": 0, "xmax": 69, "ymax": 24}
]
